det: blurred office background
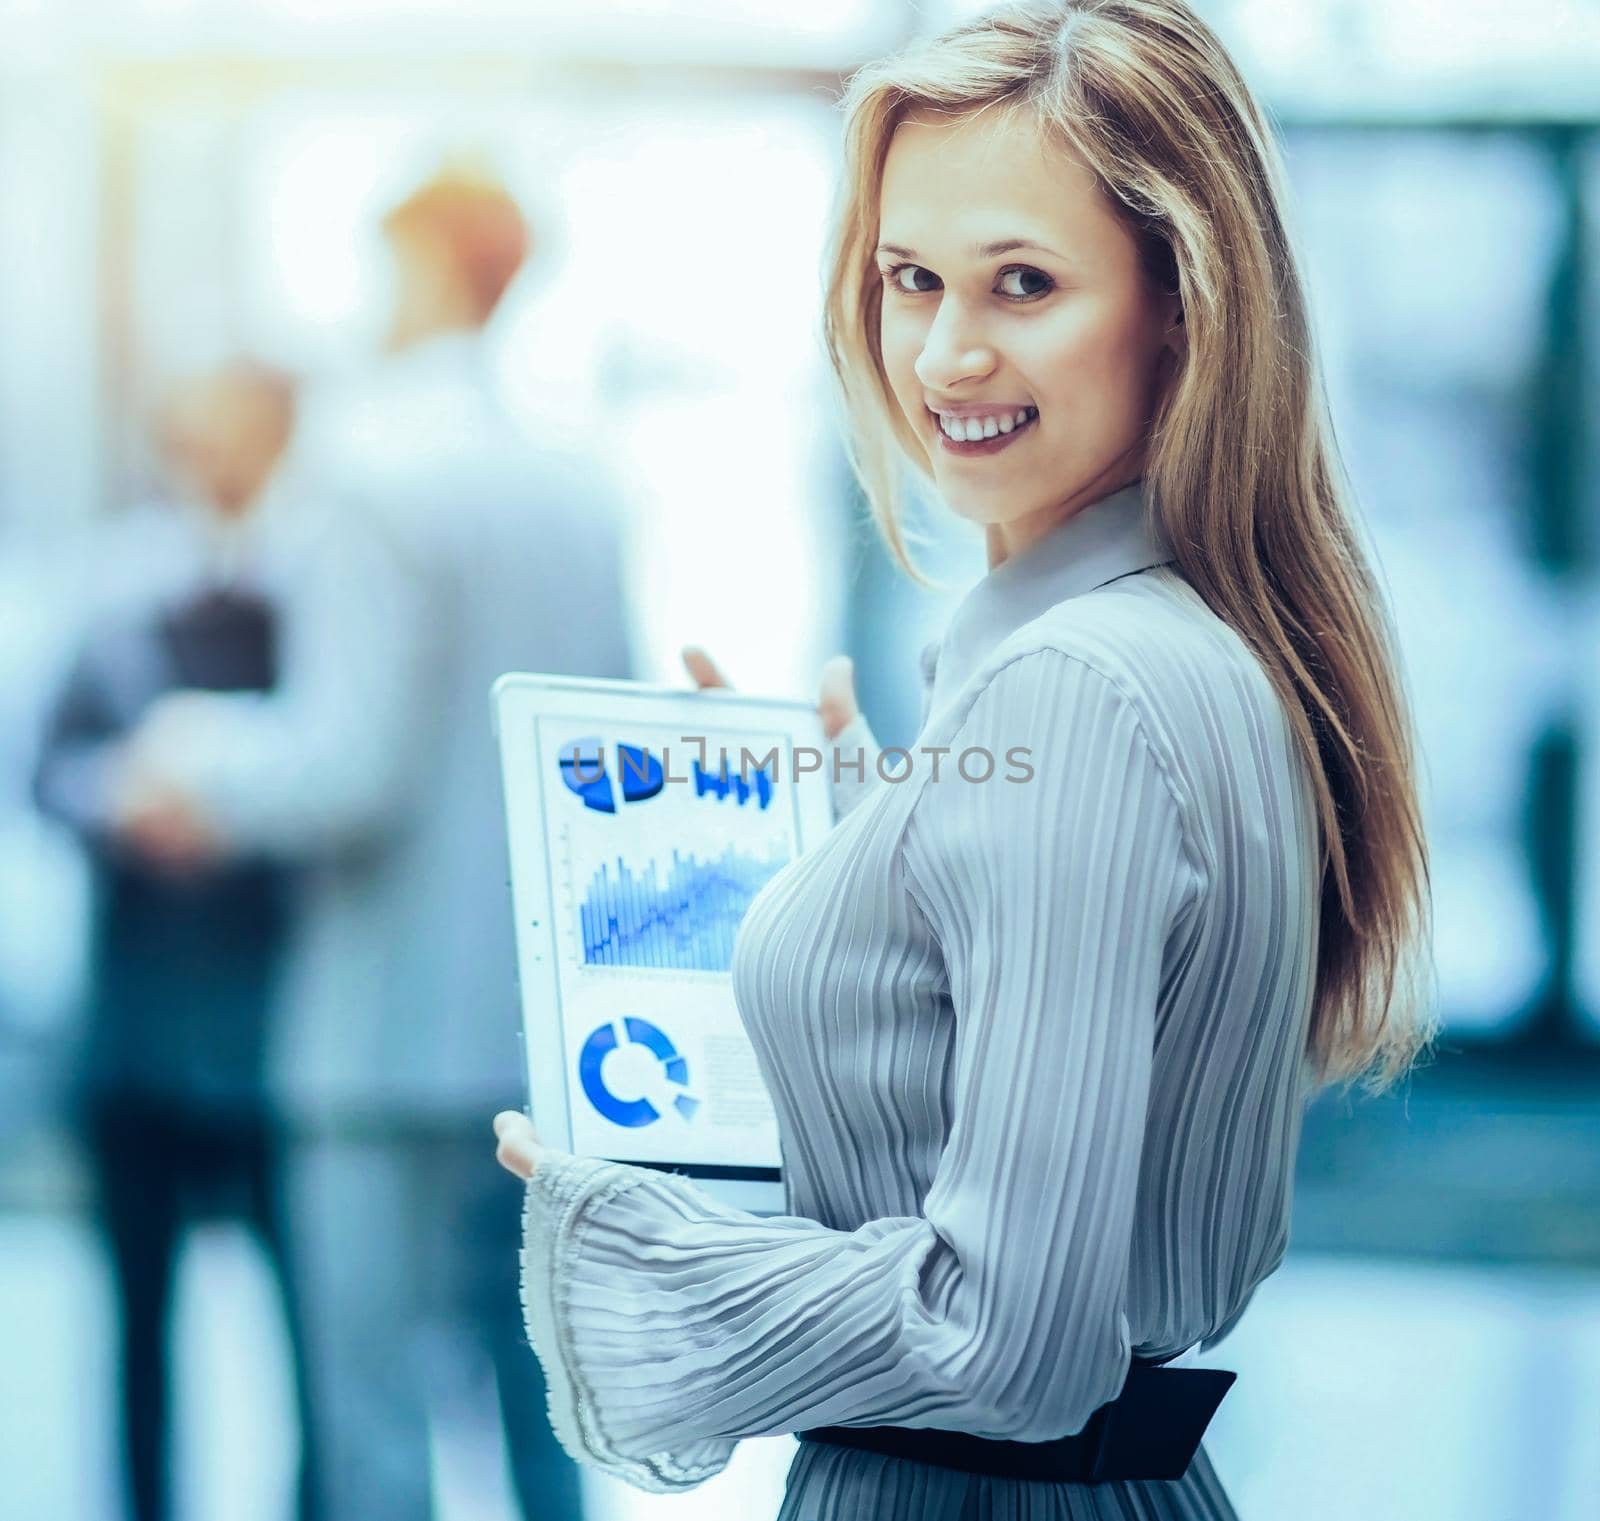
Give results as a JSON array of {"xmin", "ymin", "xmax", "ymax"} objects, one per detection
[{"xmin": 1, "ymin": 1, "xmax": 1598, "ymax": 1518}]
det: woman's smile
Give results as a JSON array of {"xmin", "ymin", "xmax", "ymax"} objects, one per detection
[{"xmin": 928, "ymin": 404, "xmax": 1040, "ymax": 458}]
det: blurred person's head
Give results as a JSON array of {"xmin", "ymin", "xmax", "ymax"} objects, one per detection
[
  {"xmin": 381, "ymin": 166, "xmax": 530, "ymax": 350},
  {"xmin": 156, "ymin": 361, "xmax": 297, "ymax": 520},
  {"xmin": 822, "ymin": 0, "xmax": 1437, "ymax": 1095}
]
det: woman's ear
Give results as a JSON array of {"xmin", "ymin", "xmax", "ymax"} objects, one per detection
[
  {"xmin": 1162, "ymin": 296, "xmax": 1187, "ymax": 372},
  {"xmin": 1165, "ymin": 290, "xmax": 1185, "ymax": 344},
  {"xmin": 1153, "ymin": 296, "xmax": 1186, "ymax": 410}
]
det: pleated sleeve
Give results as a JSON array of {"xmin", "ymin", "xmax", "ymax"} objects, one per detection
[{"xmin": 518, "ymin": 649, "xmax": 1199, "ymax": 1492}]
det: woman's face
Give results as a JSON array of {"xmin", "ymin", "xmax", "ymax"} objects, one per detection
[{"xmin": 875, "ymin": 108, "xmax": 1183, "ymax": 564}]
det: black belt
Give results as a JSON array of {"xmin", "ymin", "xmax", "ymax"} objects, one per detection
[{"xmin": 796, "ymin": 1354, "xmax": 1236, "ymax": 1483}]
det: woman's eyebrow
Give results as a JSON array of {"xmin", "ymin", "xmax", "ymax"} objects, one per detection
[{"xmin": 876, "ymin": 238, "xmax": 1071, "ymax": 261}]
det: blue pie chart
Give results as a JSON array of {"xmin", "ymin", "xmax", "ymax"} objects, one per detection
[{"xmin": 578, "ymin": 1017, "xmax": 700, "ymax": 1127}]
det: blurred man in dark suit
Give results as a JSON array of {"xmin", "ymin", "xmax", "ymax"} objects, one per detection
[{"xmin": 32, "ymin": 363, "xmax": 317, "ymax": 1521}]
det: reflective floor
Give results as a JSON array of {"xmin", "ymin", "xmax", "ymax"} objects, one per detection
[{"xmin": 3, "ymin": 1213, "xmax": 1597, "ymax": 1521}]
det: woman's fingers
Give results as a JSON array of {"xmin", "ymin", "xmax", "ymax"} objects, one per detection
[
  {"xmin": 682, "ymin": 645, "xmax": 732, "ymax": 690},
  {"xmin": 817, "ymin": 654, "xmax": 859, "ymax": 742},
  {"xmin": 684, "ymin": 645, "xmax": 861, "ymax": 742},
  {"xmin": 492, "ymin": 1110, "xmax": 542, "ymax": 1180}
]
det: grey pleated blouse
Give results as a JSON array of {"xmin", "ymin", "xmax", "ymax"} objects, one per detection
[{"xmin": 519, "ymin": 478, "xmax": 1323, "ymax": 1519}]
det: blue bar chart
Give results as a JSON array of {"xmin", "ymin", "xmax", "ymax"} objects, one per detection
[
  {"xmin": 692, "ymin": 754, "xmax": 776, "ymax": 810},
  {"xmin": 578, "ymin": 840, "xmax": 789, "ymax": 971}
]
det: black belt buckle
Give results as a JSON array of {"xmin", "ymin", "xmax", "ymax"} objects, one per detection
[{"xmin": 1085, "ymin": 1362, "xmax": 1238, "ymax": 1481}]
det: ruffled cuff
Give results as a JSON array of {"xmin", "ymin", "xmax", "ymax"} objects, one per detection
[
  {"xmin": 518, "ymin": 1150, "xmax": 738, "ymax": 1493},
  {"xmin": 826, "ymin": 710, "xmax": 886, "ymax": 823}
]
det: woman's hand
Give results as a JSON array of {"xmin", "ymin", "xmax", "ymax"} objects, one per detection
[
  {"xmin": 681, "ymin": 644, "xmax": 860, "ymax": 742},
  {"xmin": 493, "ymin": 1110, "xmax": 544, "ymax": 1180}
]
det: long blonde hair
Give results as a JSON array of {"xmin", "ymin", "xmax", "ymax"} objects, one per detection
[{"xmin": 822, "ymin": 0, "xmax": 1437, "ymax": 1096}]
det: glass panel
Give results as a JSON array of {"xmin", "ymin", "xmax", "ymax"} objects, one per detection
[
  {"xmin": 1570, "ymin": 133, "xmax": 1600, "ymax": 1042},
  {"xmin": 1286, "ymin": 127, "xmax": 1569, "ymax": 1035},
  {"xmin": 1229, "ymin": 0, "xmax": 1600, "ymax": 100}
]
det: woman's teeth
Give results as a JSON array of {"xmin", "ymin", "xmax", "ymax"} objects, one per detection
[{"xmin": 937, "ymin": 406, "xmax": 1038, "ymax": 442}]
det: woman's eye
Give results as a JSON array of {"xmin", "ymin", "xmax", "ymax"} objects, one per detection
[
  {"xmin": 885, "ymin": 264, "xmax": 940, "ymax": 294},
  {"xmin": 997, "ymin": 266, "xmax": 1054, "ymax": 300}
]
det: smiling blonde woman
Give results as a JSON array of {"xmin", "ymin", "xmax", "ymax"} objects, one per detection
[{"xmin": 493, "ymin": 3, "xmax": 1437, "ymax": 1516}]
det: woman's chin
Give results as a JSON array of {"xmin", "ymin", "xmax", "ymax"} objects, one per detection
[{"xmin": 936, "ymin": 489, "xmax": 1031, "ymax": 533}]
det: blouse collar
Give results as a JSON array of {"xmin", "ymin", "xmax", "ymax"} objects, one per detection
[{"xmin": 919, "ymin": 477, "xmax": 1178, "ymax": 719}]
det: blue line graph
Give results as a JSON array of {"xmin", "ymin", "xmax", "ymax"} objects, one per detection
[{"xmin": 579, "ymin": 841, "xmax": 790, "ymax": 971}]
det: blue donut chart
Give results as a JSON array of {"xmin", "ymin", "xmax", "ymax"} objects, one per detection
[{"xmin": 577, "ymin": 1017, "xmax": 701, "ymax": 1127}]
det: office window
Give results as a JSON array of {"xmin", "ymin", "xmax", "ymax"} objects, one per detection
[
  {"xmin": 118, "ymin": 83, "xmax": 849, "ymax": 697},
  {"xmin": 1286, "ymin": 127, "xmax": 1571, "ymax": 1035}
]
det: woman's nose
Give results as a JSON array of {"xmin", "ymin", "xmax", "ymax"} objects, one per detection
[{"xmin": 913, "ymin": 302, "xmax": 997, "ymax": 392}]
